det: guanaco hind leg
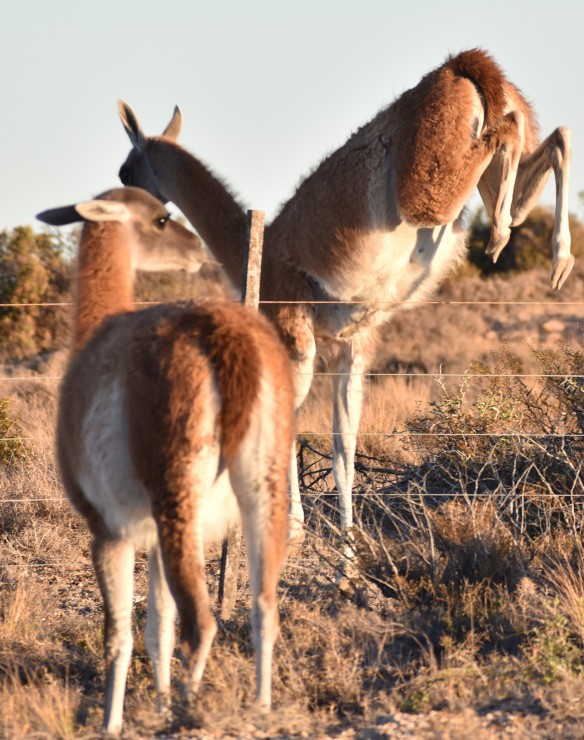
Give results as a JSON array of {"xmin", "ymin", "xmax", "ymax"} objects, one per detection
[
  {"xmin": 155, "ymin": 502, "xmax": 218, "ymax": 700},
  {"xmin": 145, "ymin": 545, "xmax": 177, "ymax": 713},
  {"xmin": 236, "ymin": 476, "xmax": 288, "ymax": 708},
  {"xmin": 92, "ymin": 537, "xmax": 136, "ymax": 737},
  {"xmin": 331, "ymin": 342, "xmax": 367, "ymax": 588}
]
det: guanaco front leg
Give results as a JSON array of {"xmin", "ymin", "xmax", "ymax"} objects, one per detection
[
  {"xmin": 510, "ymin": 127, "xmax": 573, "ymax": 289},
  {"xmin": 479, "ymin": 118, "xmax": 573, "ymax": 290},
  {"xmin": 479, "ymin": 110, "xmax": 525, "ymax": 263}
]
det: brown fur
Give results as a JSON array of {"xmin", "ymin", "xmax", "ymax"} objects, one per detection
[
  {"xmin": 72, "ymin": 222, "xmax": 134, "ymax": 354},
  {"xmin": 118, "ymin": 50, "xmax": 572, "ymax": 575},
  {"xmin": 447, "ymin": 49, "xmax": 508, "ymax": 126},
  {"xmin": 119, "ymin": 299, "xmax": 293, "ymax": 663},
  {"xmin": 59, "ymin": 273, "xmax": 295, "ymax": 549},
  {"xmin": 122, "ymin": 299, "xmax": 289, "ymax": 480},
  {"xmin": 122, "ymin": 139, "xmax": 249, "ymax": 289},
  {"xmin": 58, "ymin": 294, "xmax": 295, "ymax": 677},
  {"xmin": 50, "ymin": 187, "xmax": 295, "ymax": 733},
  {"xmin": 394, "ymin": 49, "xmax": 509, "ymax": 225}
]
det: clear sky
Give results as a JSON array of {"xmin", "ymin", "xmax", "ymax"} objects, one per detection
[{"xmin": 2, "ymin": 0, "xmax": 582, "ymax": 231}]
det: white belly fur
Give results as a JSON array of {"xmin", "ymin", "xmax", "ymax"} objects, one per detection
[
  {"xmin": 325, "ymin": 222, "xmax": 467, "ymax": 304},
  {"xmin": 314, "ymin": 221, "xmax": 468, "ymax": 338}
]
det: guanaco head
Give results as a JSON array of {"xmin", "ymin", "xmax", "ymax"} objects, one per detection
[
  {"xmin": 37, "ymin": 186, "xmax": 206, "ymax": 274},
  {"xmin": 118, "ymin": 100, "xmax": 182, "ymax": 204}
]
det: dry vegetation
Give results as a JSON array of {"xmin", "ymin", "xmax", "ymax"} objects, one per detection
[{"xmin": 1, "ymin": 210, "xmax": 584, "ymax": 738}]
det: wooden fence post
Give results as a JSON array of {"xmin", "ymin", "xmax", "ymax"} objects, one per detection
[
  {"xmin": 218, "ymin": 209, "xmax": 265, "ymax": 619},
  {"xmin": 242, "ymin": 209, "xmax": 265, "ymax": 310}
]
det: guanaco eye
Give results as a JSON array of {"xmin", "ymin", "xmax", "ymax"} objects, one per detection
[{"xmin": 155, "ymin": 215, "xmax": 170, "ymax": 229}]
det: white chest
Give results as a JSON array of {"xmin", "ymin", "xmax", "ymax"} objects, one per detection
[{"xmin": 314, "ymin": 222, "xmax": 468, "ymax": 338}]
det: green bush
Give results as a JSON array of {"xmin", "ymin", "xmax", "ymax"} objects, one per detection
[
  {"xmin": 0, "ymin": 226, "xmax": 72, "ymax": 359},
  {"xmin": 0, "ymin": 222, "xmax": 231, "ymax": 361}
]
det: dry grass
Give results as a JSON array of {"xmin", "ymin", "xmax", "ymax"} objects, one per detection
[
  {"xmin": 377, "ymin": 245, "xmax": 584, "ymax": 381},
  {"xmin": 1, "ymin": 672, "xmax": 80, "ymax": 739},
  {"xmin": 1, "ymin": 262, "xmax": 584, "ymax": 737}
]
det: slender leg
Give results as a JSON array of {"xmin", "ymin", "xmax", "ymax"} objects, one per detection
[
  {"xmin": 92, "ymin": 537, "xmax": 135, "ymax": 737},
  {"xmin": 145, "ymin": 544, "xmax": 176, "ymax": 713},
  {"xmin": 228, "ymin": 381, "xmax": 289, "ymax": 708},
  {"xmin": 481, "ymin": 111, "xmax": 525, "ymax": 262},
  {"xmin": 237, "ymin": 476, "xmax": 287, "ymax": 708},
  {"xmin": 288, "ymin": 436, "xmax": 305, "ymax": 545},
  {"xmin": 510, "ymin": 127, "xmax": 573, "ymax": 289},
  {"xmin": 156, "ymin": 508, "xmax": 216, "ymax": 699},
  {"xmin": 479, "ymin": 123, "xmax": 573, "ymax": 290},
  {"xmin": 288, "ymin": 333, "xmax": 317, "ymax": 547},
  {"xmin": 331, "ymin": 341, "xmax": 366, "ymax": 584},
  {"xmin": 250, "ymin": 589, "xmax": 280, "ymax": 709},
  {"xmin": 146, "ymin": 419, "xmax": 221, "ymax": 700}
]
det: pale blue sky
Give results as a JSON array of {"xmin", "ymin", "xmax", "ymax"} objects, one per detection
[{"xmin": 3, "ymin": 0, "xmax": 582, "ymax": 231}]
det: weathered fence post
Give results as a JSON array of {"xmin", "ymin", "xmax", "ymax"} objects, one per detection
[
  {"xmin": 218, "ymin": 209, "xmax": 265, "ymax": 619},
  {"xmin": 241, "ymin": 209, "xmax": 265, "ymax": 310}
]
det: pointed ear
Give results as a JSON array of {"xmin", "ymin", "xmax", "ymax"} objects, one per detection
[
  {"xmin": 162, "ymin": 105, "xmax": 182, "ymax": 140},
  {"xmin": 36, "ymin": 204, "xmax": 83, "ymax": 226},
  {"xmin": 118, "ymin": 99, "xmax": 145, "ymax": 152},
  {"xmin": 75, "ymin": 200, "xmax": 131, "ymax": 223}
]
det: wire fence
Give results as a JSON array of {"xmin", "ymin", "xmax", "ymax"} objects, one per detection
[
  {"xmin": 1, "ymin": 298, "xmax": 583, "ymax": 528},
  {"xmin": 0, "ymin": 296, "xmax": 582, "ymax": 435},
  {"xmin": 2, "ymin": 300, "xmax": 584, "ymax": 307}
]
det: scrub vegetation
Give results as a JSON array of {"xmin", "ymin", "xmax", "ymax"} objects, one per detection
[{"xmin": 1, "ymin": 208, "xmax": 584, "ymax": 738}]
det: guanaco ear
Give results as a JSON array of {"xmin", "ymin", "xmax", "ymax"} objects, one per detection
[
  {"xmin": 162, "ymin": 105, "xmax": 182, "ymax": 141},
  {"xmin": 75, "ymin": 200, "xmax": 131, "ymax": 223},
  {"xmin": 36, "ymin": 204, "xmax": 84, "ymax": 226},
  {"xmin": 118, "ymin": 99, "xmax": 146, "ymax": 152},
  {"xmin": 37, "ymin": 200, "xmax": 130, "ymax": 225}
]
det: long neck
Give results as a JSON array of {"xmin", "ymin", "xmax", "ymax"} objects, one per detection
[
  {"xmin": 72, "ymin": 223, "xmax": 134, "ymax": 354},
  {"xmin": 148, "ymin": 139, "xmax": 248, "ymax": 288}
]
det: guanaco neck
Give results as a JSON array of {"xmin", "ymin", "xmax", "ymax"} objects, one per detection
[
  {"xmin": 148, "ymin": 138, "xmax": 248, "ymax": 288},
  {"xmin": 72, "ymin": 222, "xmax": 134, "ymax": 355},
  {"xmin": 145, "ymin": 138, "xmax": 317, "ymax": 306}
]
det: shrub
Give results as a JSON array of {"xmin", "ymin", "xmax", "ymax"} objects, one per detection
[
  {"xmin": 0, "ymin": 223, "xmax": 230, "ymax": 362},
  {"xmin": 401, "ymin": 344, "xmax": 584, "ymax": 537},
  {"xmin": 337, "ymin": 343, "xmax": 584, "ymax": 686},
  {"xmin": 0, "ymin": 226, "xmax": 72, "ymax": 359}
]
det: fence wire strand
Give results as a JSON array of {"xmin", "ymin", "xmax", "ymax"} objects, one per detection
[
  {"xmin": 2, "ymin": 299, "xmax": 584, "ymax": 308},
  {"xmin": 1, "ymin": 298, "xmax": 583, "ymax": 574}
]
